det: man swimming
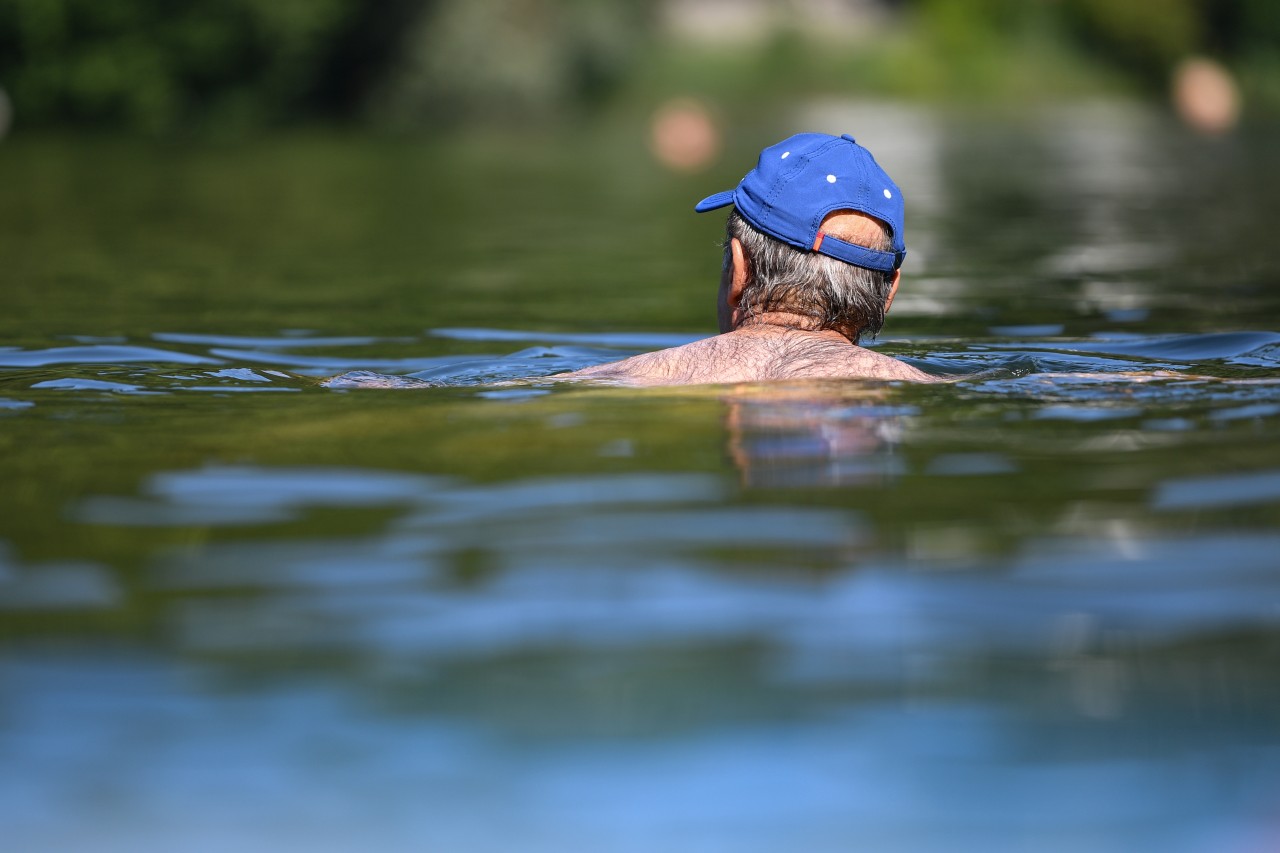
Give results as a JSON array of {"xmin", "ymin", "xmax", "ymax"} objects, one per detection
[{"xmin": 557, "ymin": 132, "xmax": 937, "ymax": 385}]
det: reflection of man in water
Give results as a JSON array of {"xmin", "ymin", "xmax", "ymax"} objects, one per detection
[
  {"xmin": 722, "ymin": 386, "xmax": 910, "ymax": 488},
  {"xmin": 561, "ymin": 132, "xmax": 938, "ymax": 385}
]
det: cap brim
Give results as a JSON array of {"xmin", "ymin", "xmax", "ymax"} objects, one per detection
[{"xmin": 693, "ymin": 190, "xmax": 735, "ymax": 213}]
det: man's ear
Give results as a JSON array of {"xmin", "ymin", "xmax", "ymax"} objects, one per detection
[
  {"xmin": 728, "ymin": 237, "xmax": 748, "ymax": 307},
  {"xmin": 884, "ymin": 270, "xmax": 901, "ymax": 314}
]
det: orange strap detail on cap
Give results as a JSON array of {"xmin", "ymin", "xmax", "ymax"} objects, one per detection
[{"xmin": 812, "ymin": 232, "xmax": 825, "ymax": 252}]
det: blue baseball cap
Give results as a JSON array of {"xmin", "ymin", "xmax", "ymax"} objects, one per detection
[{"xmin": 694, "ymin": 132, "xmax": 905, "ymax": 273}]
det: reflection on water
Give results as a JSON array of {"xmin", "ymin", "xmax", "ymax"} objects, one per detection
[
  {"xmin": 722, "ymin": 386, "xmax": 914, "ymax": 487},
  {"xmin": 3, "ymin": 110, "xmax": 1280, "ymax": 851}
]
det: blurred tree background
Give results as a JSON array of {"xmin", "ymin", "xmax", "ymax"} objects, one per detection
[{"xmin": 0, "ymin": 0, "xmax": 1278, "ymax": 133}]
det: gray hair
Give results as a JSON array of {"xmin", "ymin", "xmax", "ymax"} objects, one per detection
[{"xmin": 725, "ymin": 208, "xmax": 896, "ymax": 341}]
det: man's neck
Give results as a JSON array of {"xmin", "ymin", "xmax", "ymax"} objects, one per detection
[{"xmin": 732, "ymin": 313, "xmax": 857, "ymax": 344}]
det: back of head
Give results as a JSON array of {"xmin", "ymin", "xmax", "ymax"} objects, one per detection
[
  {"xmin": 696, "ymin": 132, "xmax": 906, "ymax": 340},
  {"xmin": 725, "ymin": 208, "xmax": 896, "ymax": 341}
]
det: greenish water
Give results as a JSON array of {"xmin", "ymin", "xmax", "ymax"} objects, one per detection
[{"xmin": 3, "ymin": 105, "xmax": 1280, "ymax": 851}]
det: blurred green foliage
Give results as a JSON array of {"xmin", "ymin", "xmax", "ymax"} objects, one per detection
[
  {"xmin": 0, "ymin": 0, "xmax": 356, "ymax": 131},
  {"xmin": 369, "ymin": 0, "xmax": 648, "ymax": 125},
  {"xmin": 1, "ymin": 0, "xmax": 1278, "ymax": 132},
  {"xmin": 0, "ymin": 0, "xmax": 648, "ymax": 132},
  {"xmin": 1061, "ymin": 0, "xmax": 1280, "ymax": 86}
]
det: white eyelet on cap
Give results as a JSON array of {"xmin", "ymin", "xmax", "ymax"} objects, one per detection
[
  {"xmin": 780, "ymin": 151, "xmax": 790, "ymax": 159},
  {"xmin": 884, "ymin": 189, "xmax": 893, "ymax": 199},
  {"xmin": 826, "ymin": 174, "xmax": 836, "ymax": 183}
]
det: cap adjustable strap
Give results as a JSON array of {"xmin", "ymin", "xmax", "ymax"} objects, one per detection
[{"xmin": 811, "ymin": 232, "xmax": 904, "ymax": 273}]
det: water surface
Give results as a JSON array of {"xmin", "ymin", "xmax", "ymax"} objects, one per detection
[{"xmin": 3, "ymin": 106, "xmax": 1280, "ymax": 851}]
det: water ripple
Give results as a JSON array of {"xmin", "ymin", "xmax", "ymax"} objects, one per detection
[
  {"xmin": 0, "ymin": 345, "xmax": 220, "ymax": 367},
  {"xmin": 1153, "ymin": 469, "xmax": 1280, "ymax": 511},
  {"xmin": 431, "ymin": 328, "xmax": 703, "ymax": 348},
  {"xmin": 155, "ymin": 332, "xmax": 410, "ymax": 348}
]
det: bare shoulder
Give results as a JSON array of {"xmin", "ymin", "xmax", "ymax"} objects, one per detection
[
  {"xmin": 813, "ymin": 342, "xmax": 942, "ymax": 382},
  {"xmin": 753, "ymin": 334, "xmax": 937, "ymax": 382},
  {"xmin": 554, "ymin": 337, "xmax": 741, "ymax": 385}
]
